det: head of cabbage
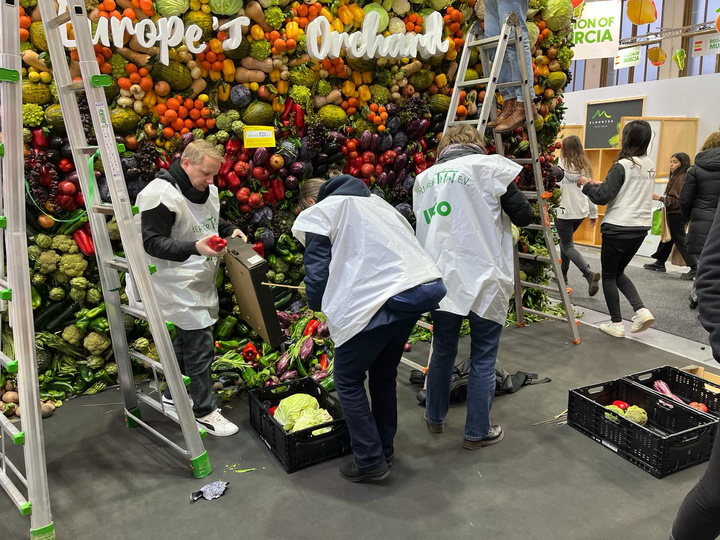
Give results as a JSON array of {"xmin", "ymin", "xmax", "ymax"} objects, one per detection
[
  {"xmin": 363, "ymin": 3, "xmax": 390, "ymax": 33},
  {"xmin": 156, "ymin": 0, "xmax": 190, "ymax": 17},
  {"xmin": 291, "ymin": 408, "xmax": 334, "ymax": 435},
  {"xmin": 274, "ymin": 393, "xmax": 319, "ymax": 431},
  {"xmin": 208, "ymin": 0, "xmax": 243, "ymax": 15},
  {"xmin": 543, "ymin": 0, "xmax": 574, "ymax": 32}
]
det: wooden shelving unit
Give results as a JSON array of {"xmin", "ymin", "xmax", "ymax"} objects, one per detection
[{"xmin": 556, "ymin": 117, "xmax": 699, "ymax": 247}]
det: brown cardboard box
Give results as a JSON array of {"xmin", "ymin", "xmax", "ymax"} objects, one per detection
[
  {"xmin": 681, "ymin": 364, "xmax": 720, "ymax": 391},
  {"xmin": 223, "ymin": 238, "xmax": 283, "ymax": 348}
]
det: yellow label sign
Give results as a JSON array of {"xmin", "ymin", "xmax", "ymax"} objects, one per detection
[{"xmin": 243, "ymin": 126, "xmax": 276, "ymax": 148}]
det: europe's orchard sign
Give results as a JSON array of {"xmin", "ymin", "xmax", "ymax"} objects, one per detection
[{"xmin": 57, "ymin": 0, "xmax": 447, "ymax": 65}]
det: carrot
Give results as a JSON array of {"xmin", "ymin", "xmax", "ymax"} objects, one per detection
[{"xmin": 240, "ymin": 56, "xmax": 273, "ymax": 73}]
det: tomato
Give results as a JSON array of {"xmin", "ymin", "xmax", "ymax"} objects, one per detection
[
  {"xmin": 689, "ymin": 402, "xmax": 709, "ymax": 413},
  {"xmin": 360, "ymin": 163, "xmax": 374, "ymax": 178},
  {"xmin": 612, "ymin": 400, "xmax": 629, "ymax": 411},
  {"xmin": 346, "ymin": 140, "xmax": 357, "ymax": 151},
  {"xmin": 58, "ymin": 181, "xmax": 77, "ymax": 195},
  {"xmin": 252, "ymin": 166, "xmax": 269, "ymax": 182},
  {"xmin": 349, "ymin": 151, "xmax": 359, "ymax": 160}
]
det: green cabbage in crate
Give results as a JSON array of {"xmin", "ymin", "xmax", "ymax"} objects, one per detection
[
  {"xmin": 292, "ymin": 408, "xmax": 334, "ymax": 435},
  {"xmin": 274, "ymin": 393, "xmax": 319, "ymax": 431}
]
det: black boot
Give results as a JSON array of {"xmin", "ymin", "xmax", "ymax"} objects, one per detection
[{"xmin": 643, "ymin": 261, "xmax": 666, "ymax": 272}]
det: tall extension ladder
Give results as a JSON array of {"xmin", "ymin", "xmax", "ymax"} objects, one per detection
[
  {"xmin": 444, "ymin": 12, "xmax": 581, "ymax": 344},
  {"xmin": 0, "ymin": 0, "xmax": 56, "ymax": 537},
  {"xmin": 37, "ymin": 0, "xmax": 212, "ymax": 477}
]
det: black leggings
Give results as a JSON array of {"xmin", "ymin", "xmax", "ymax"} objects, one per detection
[
  {"xmin": 652, "ymin": 212, "xmax": 698, "ymax": 268},
  {"xmin": 672, "ymin": 426, "xmax": 720, "ymax": 540},
  {"xmin": 600, "ymin": 234, "xmax": 645, "ymax": 323}
]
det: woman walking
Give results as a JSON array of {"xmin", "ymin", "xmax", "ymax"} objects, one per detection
[
  {"xmin": 577, "ymin": 120, "xmax": 655, "ymax": 338},
  {"xmin": 644, "ymin": 153, "xmax": 696, "ymax": 276},
  {"xmin": 556, "ymin": 135, "xmax": 601, "ymax": 295}
]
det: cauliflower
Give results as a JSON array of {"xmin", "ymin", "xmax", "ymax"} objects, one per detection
[
  {"xmin": 369, "ymin": 84, "xmax": 390, "ymax": 105},
  {"xmin": 86, "ymin": 355, "xmax": 105, "ymax": 369},
  {"xmin": 215, "ymin": 130, "xmax": 230, "ymax": 144},
  {"xmin": 289, "ymin": 85, "xmax": 312, "ymax": 109},
  {"xmin": 474, "ymin": 0, "xmax": 484, "ymax": 19},
  {"xmin": 53, "ymin": 271, "xmax": 70, "ymax": 285},
  {"xmin": 265, "ymin": 6, "xmax": 285, "ymax": 29},
  {"xmin": 104, "ymin": 362, "xmax": 118, "ymax": 377},
  {"xmin": 109, "ymin": 53, "xmax": 128, "ymax": 79},
  {"xmin": 388, "ymin": 16, "xmax": 406, "ymax": 34},
  {"xmin": 49, "ymin": 287, "xmax": 66, "ymax": 301},
  {"xmin": 23, "ymin": 128, "xmax": 32, "ymax": 143},
  {"xmin": 37, "ymin": 250, "xmax": 61, "ymax": 274},
  {"xmin": 392, "ymin": 0, "xmax": 410, "ymax": 16},
  {"xmin": 23, "ymin": 104, "xmax": 44, "ymax": 127},
  {"xmin": 35, "ymin": 233, "xmax": 53, "ymax": 249},
  {"xmin": 250, "ymin": 39, "xmax": 272, "ymax": 60},
  {"xmin": 316, "ymin": 80, "xmax": 332, "ymax": 96},
  {"xmin": 107, "ymin": 219, "xmax": 120, "ymax": 241},
  {"xmin": 62, "ymin": 325, "xmax": 85, "ymax": 347},
  {"xmin": 28, "ymin": 245, "xmax": 43, "ymax": 261},
  {"xmin": 70, "ymin": 277, "xmax": 90, "ymax": 290},
  {"xmin": 86, "ymin": 288, "xmax": 103, "ymax": 305},
  {"xmin": 84, "ymin": 332, "xmax": 112, "ymax": 356},
  {"xmin": 58, "ymin": 254, "xmax": 88, "ymax": 277},
  {"xmin": 205, "ymin": 134, "xmax": 218, "ymax": 146},
  {"xmin": 51, "ymin": 235, "xmax": 80, "ymax": 254}
]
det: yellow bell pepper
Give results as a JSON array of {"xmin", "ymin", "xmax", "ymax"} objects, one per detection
[
  {"xmin": 358, "ymin": 84, "xmax": 371, "ymax": 102},
  {"xmin": 337, "ymin": 5, "xmax": 353, "ymax": 25},
  {"xmin": 320, "ymin": 7, "xmax": 333, "ymax": 21},
  {"xmin": 330, "ymin": 18, "xmax": 344, "ymax": 32},
  {"xmin": 269, "ymin": 68, "xmax": 281, "ymax": 82},
  {"xmin": 209, "ymin": 39, "xmax": 224, "ymax": 54},
  {"xmin": 142, "ymin": 89, "xmax": 157, "ymax": 108},
  {"xmin": 250, "ymin": 25, "xmax": 265, "ymax": 41},
  {"xmin": 222, "ymin": 58, "xmax": 236, "ymax": 78},
  {"xmin": 342, "ymin": 80, "xmax": 356, "ymax": 97},
  {"xmin": 209, "ymin": 69, "xmax": 222, "ymax": 82},
  {"xmin": 349, "ymin": 4, "xmax": 364, "ymax": 23},
  {"xmin": 444, "ymin": 49, "xmax": 458, "ymax": 61},
  {"xmin": 361, "ymin": 71, "xmax": 373, "ymax": 84},
  {"xmin": 276, "ymin": 80, "xmax": 289, "ymax": 94},
  {"xmin": 434, "ymin": 74, "xmax": 447, "ymax": 88},
  {"xmin": 286, "ymin": 21, "xmax": 300, "ymax": 40},
  {"xmin": 272, "ymin": 96, "xmax": 284, "ymax": 113},
  {"xmin": 217, "ymin": 83, "xmax": 230, "ymax": 101},
  {"xmin": 352, "ymin": 70, "xmax": 363, "ymax": 86}
]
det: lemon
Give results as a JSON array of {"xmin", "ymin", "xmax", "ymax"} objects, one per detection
[
  {"xmin": 198, "ymin": 93, "xmax": 209, "ymax": 102},
  {"xmin": 28, "ymin": 71, "xmax": 40, "ymax": 82},
  {"xmin": 626, "ymin": 0, "xmax": 657, "ymax": 25},
  {"xmin": 39, "ymin": 72, "xmax": 52, "ymax": 84}
]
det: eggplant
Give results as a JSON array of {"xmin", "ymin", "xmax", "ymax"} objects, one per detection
[
  {"xmin": 431, "ymin": 112, "xmax": 445, "ymax": 125},
  {"xmin": 315, "ymin": 164, "xmax": 328, "ymax": 177},
  {"xmin": 405, "ymin": 119, "xmax": 422, "ymax": 139},
  {"xmin": 314, "ymin": 153, "xmax": 329, "ymax": 166},
  {"xmin": 181, "ymin": 131, "xmax": 194, "ymax": 150},
  {"xmin": 325, "ymin": 142, "xmax": 342, "ymax": 155},
  {"xmin": 328, "ymin": 131, "xmax": 347, "ymax": 144},
  {"xmin": 370, "ymin": 187, "xmax": 384, "ymax": 199},
  {"xmin": 369, "ymin": 133, "xmax": 381, "ymax": 152},
  {"xmin": 279, "ymin": 369, "xmax": 299, "ymax": 382},
  {"xmin": 275, "ymin": 351, "xmax": 291, "ymax": 375},
  {"xmin": 289, "ymin": 161, "xmax": 313, "ymax": 177},
  {"xmin": 277, "ymin": 167, "xmax": 289, "ymax": 179},
  {"xmin": 278, "ymin": 139, "xmax": 299, "ymax": 164},
  {"xmin": 387, "ymin": 170, "xmax": 397, "ymax": 187},
  {"xmin": 285, "ymin": 175, "xmax": 299, "ymax": 189},
  {"xmin": 395, "ymin": 202, "xmax": 412, "ymax": 220},
  {"xmin": 386, "ymin": 116, "xmax": 402, "ymax": 135},
  {"xmin": 403, "ymin": 175, "xmax": 416, "ymax": 191},
  {"xmin": 328, "ymin": 151, "xmax": 345, "ymax": 164},
  {"xmin": 288, "ymin": 300, "xmax": 306, "ymax": 314},
  {"xmin": 254, "ymin": 147, "xmax": 269, "ymax": 167},
  {"xmin": 385, "ymin": 103, "xmax": 397, "ymax": 116},
  {"xmin": 377, "ymin": 133, "xmax": 393, "ymax": 153},
  {"xmin": 377, "ymin": 172, "xmax": 388, "ymax": 189},
  {"xmin": 298, "ymin": 137, "xmax": 317, "ymax": 160},
  {"xmin": 299, "ymin": 335, "xmax": 314, "ymax": 360},
  {"xmin": 311, "ymin": 371, "xmax": 329, "ymax": 383},
  {"xmin": 360, "ymin": 130, "xmax": 373, "ymax": 151},
  {"xmin": 316, "ymin": 322, "xmax": 329, "ymax": 338},
  {"xmin": 48, "ymin": 136, "xmax": 64, "ymax": 149},
  {"xmin": 416, "ymin": 119, "xmax": 431, "ymax": 138},
  {"xmin": 125, "ymin": 167, "xmax": 141, "ymax": 181},
  {"xmin": 394, "ymin": 154, "xmax": 409, "ymax": 174},
  {"xmin": 45, "ymin": 148, "xmax": 61, "ymax": 163},
  {"xmin": 60, "ymin": 144, "xmax": 73, "ymax": 158},
  {"xmin": 393, "ymin": 131, "xmax": 408, "ymax": 150}
]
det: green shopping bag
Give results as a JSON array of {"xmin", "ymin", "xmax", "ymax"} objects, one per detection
[{"xmin": 651, "ymin": 208, "xmax": 663, "ymax": 236}]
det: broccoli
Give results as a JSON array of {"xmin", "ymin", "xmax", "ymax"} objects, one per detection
[
  {"xmin": 62, "ymin": 325, "xmax": 85, "ymax": 347},
  {"xmin": 35, "ymin": 233, "xmax": 52, "ymax": 249},
  {"xmin": 250, "ymin": 39, "xmax": 272, "ymax": 60},
  {"xmin": 49, "ymin": 287, "xmax": 66, "ymax": 301},
  {"xmin": 37, "ymin": 250, "xmax": 61, "ymax": 274},
  {"xmin": 231, "ymin": 120, "xmax": 246, "ymax": 136},
  {"xmin": 23, "ymin": 103, "xmax": 44, "ymax": 127},
  {"xmin": 31, "ymin": 272, "xmax": 47, "ymax": 286},
  {"xmin": 109, "ymin": 53, "xmax": 127, "ymax": 79},
  {"xmin": 107, "ymin": 219, "xmax": 120, "ymax": 241},
  {"xmin": 316, "ymin": 80, "xmax": 332, "ymax": 96},
  {"xmin": 369, "ymin": 84, "xmax": 390, "ymax": 105},
  {"xmin": 265, "ymin": 6, "xmax": 285, "ymax": 29},
  {"xmin": 273, "ymin": 272, "xmax": 286, "ymax": 284},
  {"xmin": 192, "ymin": 128, "xmax": 205, "ymax": 140},
  {"xmin": 132, "ymin": 337, "xmax": 150, "ymax": 354},
  {"xmin": 86, "ymin": 288, "xmax": 103, "ymax": 305},
  {"xmin": 28, "ymin": 245, "xmax": 43, "ymax": 261},
  {"xmin": 296, "ymin": 33, "xmax": 306, "ymax": 54},
  {"xmin": 51, "ymin": 235, "xmax": 80, "ymax": 254},
  {"xmin": 289, "ymin": 85, "xmax": 312, "ymax": 109},
  {"xmin": 69, "ymin": 287, "xmax": 86, "ymax": 304},
  {"xmin": 84, "ymin": 332, "xmax": 112, "ymax": 356},
  {"xmin": 70, "ymin": 277, "xmax": 91, "ymax": 290},
  {"xmin": 58, "ymin": 254, "xmax": 88, "ymax": 278}
]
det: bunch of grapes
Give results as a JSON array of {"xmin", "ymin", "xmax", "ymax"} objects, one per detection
[
  {"xmin": 528, "ymin": 0, "xmax": 547, "ymax": 10},
  {"xmin": 134, "ymin": 141, "xmax": 158, "ymax": 184},
  {"xmin": 77, "ymin": 94, "xmax": 97, "ymax": 146},
  {"xmin": 306, "ymin": 120, "xmax": 328, "ymax": 152}
]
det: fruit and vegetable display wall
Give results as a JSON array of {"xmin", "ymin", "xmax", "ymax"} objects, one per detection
[{"xmin": 11, "ymin": 0, "xmax": 576, "ymax": 398}]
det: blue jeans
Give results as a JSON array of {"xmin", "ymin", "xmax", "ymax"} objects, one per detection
[
  {"xmin": 425, "ymin": 311, "xmax": 502, "ymax": 441},
  {"xmin": 483, "ymin": 0, "xmax": 536, "ymax": 102},
  {"xmin": 333, "ymin": 317, "xmax": 418, "ymax": 469}
]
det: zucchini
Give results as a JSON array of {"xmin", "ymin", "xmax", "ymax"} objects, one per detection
[
  {"xmin": 35, "ymin": 300, "xmax": 72, "ymax": 330},
  {"xmin": 274, "ymin": 292, "xmax": 293, "ymax": 310},
  {"xmin": 45, "ymin": 302, "xmax": 81, "ymax": 332}
]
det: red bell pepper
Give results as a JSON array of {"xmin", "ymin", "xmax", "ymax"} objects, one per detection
[
  {"xmin": 219, "ymin": 155, "xmax": 234, "ymax": 178},
  {"xmin": 303, "ymin": 319, "xmax": 319, "ymax": 337},
  {"xmin": 294, "ymin": 103, "xmax": 305, "ymax": 129},
  {"xmin": 242, "ymin": 342, "xmax": 258, "ymax": 361},
  {"xmin": 73, "ymin": 229, "xmax": 95, "ymax": 256},
  {"xmin": 271, "ymin": 178, "xmax": 285, "ymax": 201},
  {"xmin": 261, "ymin": 187, "xmax": 277, "ymax": 206},
  {"xmin": 31, "ymin": 129, "xmax": 48, "ymax": 148},
  {"xmin": 252, "ymin": 242, "xmax": 264, "ymax": 257},
  {"xmin": 58, "ymin": 158, "xmax": 74, "ymax": 173},
  {"xmin": 281, "ymin": 97, "xmax": 294, "ymax": 123},
  {"xmin": 225, "ymin": 171, "xmax": 241, "ymax": 192},
  {"xmin": 319, "ymin": 354, "xmax": 328, "ymax": 371},
  {"xmin": 225, "ymin": 138, "xmax": 242, "ymax": 156},
  {"xmin": 155, "ymin": 155, "xmax": 171, "ymax": 170},
  {"xmin": 56, "ymin": 194, "xmax": 77, "ymax": 211},
  {"xmin": 208, "ymin": 235, "xmax": 227, "ymax": 252}
]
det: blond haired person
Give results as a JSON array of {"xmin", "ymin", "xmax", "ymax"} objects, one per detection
[{"xmin": 135, "ymin": 140, "xmax": 247, "ymax": 436}]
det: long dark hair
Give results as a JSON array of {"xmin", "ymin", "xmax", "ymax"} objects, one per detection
[
  {"xmin": 614, "ymin": 120, "xmax": 652, "ymax": 166},
  {"xmin": 670, "ymin": 152, "xmax": 691, "ymax": 177}
]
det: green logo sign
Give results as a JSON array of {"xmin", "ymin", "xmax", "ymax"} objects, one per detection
[
  {"xmin": 423, "ymin": 201, "xmax": 451, "ymax": 224},
  {"xmin": 592, "ymin": 110, "xmax": 612, "ymax": 119}
]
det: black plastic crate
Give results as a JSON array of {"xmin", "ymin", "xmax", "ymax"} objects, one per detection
[
  {"xmin": 625, "ymin": 365, "xmax": 720, "ymax": 414},
  {"xmin": 568, "ymin": 378, "xmax": 717, "ymax": 478},
  {"xmin": 248, "ymin": 378, "xmax": 351, "ymax": 473}
]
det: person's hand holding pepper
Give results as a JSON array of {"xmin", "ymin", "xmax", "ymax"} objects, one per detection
[
  {"xmin": 196, "ymin": 234, "xmax": 227, "ymax": 257},
  {"xmin": 231, "ymin": 229, "xmax": 247, "ymax": 242}
]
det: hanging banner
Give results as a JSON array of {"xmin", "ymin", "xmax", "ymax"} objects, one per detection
[
  {"xmin": 614, "ymin": 46, "xmax": 642, "ymax": 69},
  {"xmin": 691, "ymin": 34, "xmax": 720, "ymax": 57},
  {"xmin": 572, "ymin": 0, "xmax": 622, "ymax": 60}
]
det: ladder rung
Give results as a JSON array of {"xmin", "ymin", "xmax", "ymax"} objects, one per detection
[
  {"xmin": 79, "ymin": 146, "xmax": 100, "ymax": 155},
  {"xmin": 105, "ymin": 256, "xmax": 128, "ymax": 272},
  {"xmin": 522, "ymin": 307, "xmax": 567, "ymax": 322},
  {"xmin": 458, "ymin": 78, "xmax": 490, "ymax": 88},
  {"xmin": 122, "ymin": 406, "xmax": 190, "ymax": 458},
  {"xmin": 517, "ymin": 252, "xmax": 553, "ymax": 263},
  {"xmin": 467, "ymin": 36, "xmax": 502, "ymax": 48},
  {"xmin": 446, "ymin": 119, "xmax": 484, "ymax": 127},
  {"xmin": 519, "ymin": 190, "xmax": 539, "ymax": 198},
  {"xmin": 0, "ymin": 468, "xmax": 30, "ymax": 514},
  {"xmin": 513, "ymin": 158, "xmax": 535, "ymax": 164},
  {"xmin": 46, "ymin": 11, "xmax": 71, "ymax": 29},
  {"xmin": 520, "ymin": 280, "xmax": 558, "ymax": 294},
  {"xmin": 129, "ymin": 349, "xmax": 164, "ymax": 373},
  {"xmin": 136, "ymin": 393, "xmax": 182, "ymax": 425},
  {"xmin": 0, "ymin": 413, "xmax": 23, "ymax": 442},
  {"xmin": 0, "ymin": 276, "xmax": 8, "ymax": 289},
  {"xmin": 91, "ymin": 204, "xmax": 115, "ymax": 215},
  {"xmin": 0, "ymin": 351, "xmax": 18, "ymax": 373},
  {"xmin": 62, "ymin": 81, "xmax": 85, "ymax": 93},
  {"xmin": 523, "ymin": 223, "xmax": 545, "ymax": 230},
  {"xmin": 121, "ymin": 304, "xmax": 146, "ymax": 320}
]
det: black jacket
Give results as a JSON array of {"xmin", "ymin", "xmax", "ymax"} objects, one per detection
[
  {"xmin": 436, "ymin": 148, "xmax": 535, "ymax": 227},
  {"xmin": 696, "ymin": 203, "xmax": 720, "ymax": 362},
  {"xmin": 140, "ymin": 162, "xmax": 238, "ymax": 262},
  {"xmin": 680, "ymin": 148, "xmax": 720, "ymax": 255}
]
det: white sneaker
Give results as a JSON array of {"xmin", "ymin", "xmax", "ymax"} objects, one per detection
[
  {"xmin": 599, "ymin": 322, "xmax": 625, "ymax": 338},
  {"xmin": 196, "ymin": 409, "xmax": 238, "ymax": 437},
  {"xmin": 161, "ymin": 395, "xmax": 194, "ymax": 409},
  {"xmin": 631, "ymin": 308, "xmax": 655, "ymax": 333}
]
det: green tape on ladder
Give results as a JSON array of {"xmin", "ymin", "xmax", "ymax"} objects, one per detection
[
  {"xmin": 125, "ymin": 407, "xmax": 142, "ymax": 428},
  {"xmin": 13, "ymin": 431, "xmax": 25, "ymax": 445},
  {"xmin": 131, "ymin": 205, "xmax": 139, "ymax": 215},
  {"xmin": 191, "ymin": 450, "xmax": 212, "ymax": 478},
  {"xmin": 90, "ymin": 74, "xmax": 112, "ymax": 87},
  {"xmin": 199, "ymin": 428, "xmax": 207, "ymax": 439},
  {"xmin": 20, "ymin": 501, "xmax": 32, "ymax": 516},
  {"xmin": 5, "ymin": 360, "xmax": 17, "ymax": 373},
  {"xmin": 30, "ymin": 522, "xmax": 55, "ymax": 540},
  {"xmin": 0, "ymin": 288, "xmax": 11, "ymax": 301},
  {"xmin": 0, "ymin": 68, "xmax": 20, "ymax": 83},
  {"xmin": 166, "ymin": 321, "xmax": 175, "ymax": 332},
  {"xmin": 148, "ymin": 265, "xmax": 157, "ymax": 274},
  {"xmin": 183, "ymin": 375, "xmax": 191, "ymax": 387},
  {"xmin": 117, "ymin": 143, "xmax": 126, "ymax": 153},
  {"xmin": 0, "ymin": 216, "xmax": 6, "ymax": 229},
  {"xmin": 0, "ymin": 143, "xmax": 4, "ymax": 157}
]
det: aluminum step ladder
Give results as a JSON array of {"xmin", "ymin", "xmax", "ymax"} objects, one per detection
[
  {"xmin": 0, "ymin": 0, "xmax": 56, "ymax": 536},
  {"xmin": 444, "ymin": 12, "xmax": 580, "ymax": 344},
  {"xmin": 37, "ymin": 0, "xmax": 212, "ymax": 477}
]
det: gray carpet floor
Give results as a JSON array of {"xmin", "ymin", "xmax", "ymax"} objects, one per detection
[{"xmin": 552, "ymin": 247, "xmax": 708, "ymax": 345}]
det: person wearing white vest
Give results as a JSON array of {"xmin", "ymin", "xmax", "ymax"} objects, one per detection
[
  {"xmin": 578, "ymin": 120, "xmax": 656, "ymax": 338},
  {"xmin": 135, "ymin": 140, "xmax": 246, "ymax": 436},
  {"xmin": 412, "ymin": 126, "xmax": 534, "ymax": 450},
  {"xmin": 292, "ymin": 175, "xmax": 445, "ymax": 482}
]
